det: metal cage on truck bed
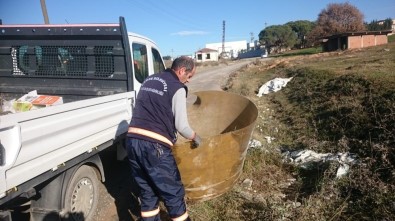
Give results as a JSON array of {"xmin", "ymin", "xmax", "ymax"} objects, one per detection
[{"xmin": 0, "ymin": 17, "xmax": 134, "ymax": 102}]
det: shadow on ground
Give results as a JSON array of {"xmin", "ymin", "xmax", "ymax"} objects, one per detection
[{"xmin": 100, "ymin": 150, "xmax": 141, "ymax": 221}]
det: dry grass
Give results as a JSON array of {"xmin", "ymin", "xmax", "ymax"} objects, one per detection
[{"xmin": 188, "ymin": 42, "xmax": 395, "ymax": 220}]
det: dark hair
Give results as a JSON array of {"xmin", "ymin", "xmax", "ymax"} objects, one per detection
[{"xmin": 171, "ymin": 56, "xmax": 195, "ymax": 72}]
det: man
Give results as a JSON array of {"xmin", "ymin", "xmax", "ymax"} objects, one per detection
[{"xmin": 126, "ymin": 56, "xmax": 201, "ymax": 221}]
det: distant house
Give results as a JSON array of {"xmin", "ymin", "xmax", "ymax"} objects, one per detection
[
  {"xmin": 206, "ymin": 40, "xmax": 247, "ymax": 58},
  {"xmin": 322, "ymin": 30, "xmax": 392, "ymax": 52},
  {"xmin": 195, "ymin": 48, "xmax": 219, "ymax": 63},
  {"xmin": 377, "ymin": 19, "xmax": 395, "ymax": 34}
]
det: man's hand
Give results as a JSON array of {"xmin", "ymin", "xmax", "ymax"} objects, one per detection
[{"xmin": 192, "ymin": 134, "xmax": 202, "ymax": 148}]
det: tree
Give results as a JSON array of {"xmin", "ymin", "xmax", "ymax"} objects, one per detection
[
  {"xmin": 286, "ymin": 20, "xmax": 315, "ymax": 49},
  {"xmin": 259, "ymin": 25, "xmax": 297, "ymax": 53},
  {"xmin": 307, "ymin": 3, "xmax": 365, "ymax": 45},
  {"xmin": 366, "ymin": 18, "xmax": 393, "ymax": 31},
  {"xmin": 366, "ymin": 20, "xmax": 380, "ymax": 31},
  {"xmin": 162, "ymin": 55, "xmax": 173, "ymax": 61},
  {"xmin": 382, "ymin": 18, "xmax": 393, "ymax": 30}
]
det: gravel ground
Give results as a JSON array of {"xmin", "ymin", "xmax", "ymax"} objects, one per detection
[
  {"xmin": 95, "ymin": 152, "xmax": 140, "ymax": 221},
  {"xmin": 96, "ymin": 154, "xmax": 175, "ymax": 221}
]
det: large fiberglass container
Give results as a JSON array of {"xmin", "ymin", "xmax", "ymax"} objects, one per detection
[{"xmin": 174, "ymin": 91, "xmax": 258, "ymax": 201}]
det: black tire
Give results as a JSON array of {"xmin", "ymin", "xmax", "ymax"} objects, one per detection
[{"xmin": 63, "ymin": 165, "xmax": 99, "ymax": 221}]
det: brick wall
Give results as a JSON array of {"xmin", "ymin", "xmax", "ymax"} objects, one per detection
[
  {"xmin": 348, "ymin": 34, "xmax": 388, "ymax": 49},
  {"xmin": 348, "ymin": 36, "xmax": 361, "ymax": 49},
  {"xmin": 375, "ymin": 35, "xmax": 388, "ymax": 45},
  {"xmin": 362, "ymin": 35, "xmax": 375, "ymax": 47}
]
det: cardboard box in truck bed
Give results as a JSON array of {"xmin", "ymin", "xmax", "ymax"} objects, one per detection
[{"xmin": 12, "ymin": 91, "xmax": 63, "ymax": 112}]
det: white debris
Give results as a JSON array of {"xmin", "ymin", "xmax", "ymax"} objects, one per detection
[
  {"xmin": 248, "ymin": 139, "xmax": 262, "ymax": 149},
  {"xmin": 264, "ymin": 136, "xmax": 275, "ymax": 144},
  {"xmin": 1, "ymin": 99, "xmax": 16, "ymax": 113},
  {"xmin": 242, "ymin": 178, "xmax": 253, "ymax": 189},
  {"xmin": 257, "ymin": 77, "xmax": 293, "ymax": 97},
  {"xmin": 336, "ymin": 164, "xmax": 349, "ymax": 177},
  {"xmin": 282, "ymin": 149, "xmax": 356, "ymax": 178}
]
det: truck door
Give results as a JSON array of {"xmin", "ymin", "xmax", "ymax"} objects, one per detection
[
  {"xmin": 151, "ymin": 47, "xmax": 165, "ymax": 75},
  {"xmin": 132, "ymin": 43, "xmax": 149, "ymax": 93},
  {"xmin": 131, "ymin": 43, "xmax": 166, "ymax": 93}
]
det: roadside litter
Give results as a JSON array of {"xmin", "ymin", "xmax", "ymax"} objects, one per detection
[
  {"xmin": 282, "ymin": 149, "xmax": 357, "ymax": 178},
  {"xmin": 257, "ymin": 77, "xmax": 293, "ymax": 97}
]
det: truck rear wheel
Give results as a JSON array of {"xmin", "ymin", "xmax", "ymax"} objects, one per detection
[{"xmin": 63, "ymin": 165, "xmax": 99, "ymax": 221}]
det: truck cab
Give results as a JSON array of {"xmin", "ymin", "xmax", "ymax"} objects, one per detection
[{"xmin": 129, "ymin": 32, "xmax": 166, "ymax": 93}]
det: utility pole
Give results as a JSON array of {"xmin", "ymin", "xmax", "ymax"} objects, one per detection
[
  {"xmin": 220, "ymin": 20, "xmax": 226, "ymax": 59},
  {"xmin": 40, "ymin": 0, "xmax": 50, "ymax": 24}
]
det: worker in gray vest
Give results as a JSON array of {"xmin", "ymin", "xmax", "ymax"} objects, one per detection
[{"xmin": 127, "ymin": 56, "xmax": 201, "ymax": 221}]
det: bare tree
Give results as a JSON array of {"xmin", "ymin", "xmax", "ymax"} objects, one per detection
[{"xmin": 307, "ymin": 3, "xmax": 365, "ymax": 45}]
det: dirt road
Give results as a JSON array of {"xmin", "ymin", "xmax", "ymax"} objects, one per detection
[{"xmin": 187, "ymin": 59, "xmax": 254, "ymax": 93}]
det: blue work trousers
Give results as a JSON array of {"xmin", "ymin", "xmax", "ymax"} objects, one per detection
[{"xmin": 126, "ymin": 138, "xmax": 187, "ymax": 221}]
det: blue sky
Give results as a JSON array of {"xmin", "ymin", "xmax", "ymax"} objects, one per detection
[{"xmin": 1, "ymin": 0, "xmax": 394, "ymax": 57}]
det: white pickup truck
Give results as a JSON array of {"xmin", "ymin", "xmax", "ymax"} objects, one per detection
[{"xmin": 0, "ymin": 17, "xmax": 166, "ymax": 221}]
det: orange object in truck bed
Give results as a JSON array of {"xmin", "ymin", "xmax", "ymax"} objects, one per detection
[{"xmin": 31, "ymin": 95, "xmax": 63, "ymax": 107}]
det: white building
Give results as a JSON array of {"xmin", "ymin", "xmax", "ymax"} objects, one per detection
[
  {"xmin": 377, "ymin": 18, "xmax": 395, "ymax": 35},
  {"xmin": 247, "ymin": 40, "xmax": 261, "ymax": 50},
  {"xmin": 205, "ymin": 40, "xmax": 247, "ymax": 58},
  {"xmin": 195, "ymin": 48, "xmax": 219, "ymax": 63}
]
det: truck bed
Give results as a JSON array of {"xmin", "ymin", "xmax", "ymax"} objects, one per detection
[{"xmin": 0, "ymin": 91, "xmax": 133, "ymax": 201}]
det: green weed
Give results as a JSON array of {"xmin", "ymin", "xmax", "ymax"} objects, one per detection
[{"xmin": 189, "ymin": 42, "xmax": 395, "ymax": 220}]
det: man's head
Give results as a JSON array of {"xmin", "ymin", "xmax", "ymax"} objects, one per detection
[{"xmin": 171, "ymin": 56, "xmax": 196, "ymax": 84}]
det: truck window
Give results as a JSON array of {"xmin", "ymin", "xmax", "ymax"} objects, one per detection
[
  {"xmin": 132, "ymin": 43, "xmax": 149, "ymax": 83},
  {"xmin": 94, "ymin": 46, "xmax": 114, "ymax": 78},
  {"xmin": 38, "ymin": 46, "xmax": 90, "ymax": 76},
  {"xmin": 10, "ymin": 45, "xmax": 117, "ymax": 77},
  {"xmin": 151, "ymin": 48, "xmax": 165, "ymax": 74}
]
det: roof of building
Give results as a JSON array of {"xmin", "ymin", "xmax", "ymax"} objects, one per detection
[
  {"xmin": 196, "ymin": 48, "xmax": 218, "ymax": 53},
  {"xmin": 324, "ymin": 30, "xmax": 392, "ymax": 39}
]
